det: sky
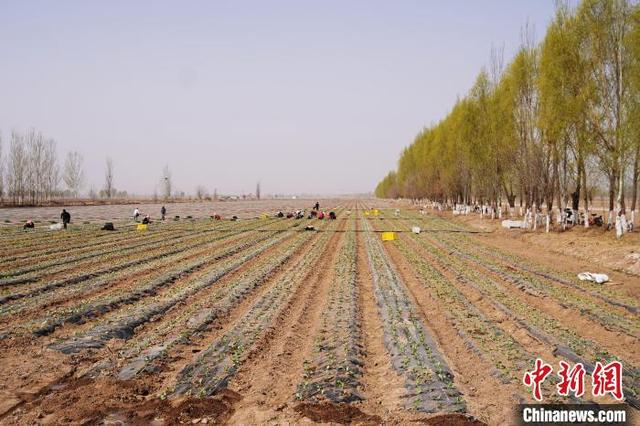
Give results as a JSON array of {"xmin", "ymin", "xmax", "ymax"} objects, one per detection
[{"xmin": 0, "ymin": 1, "xmax": 557, "ymax": 196}]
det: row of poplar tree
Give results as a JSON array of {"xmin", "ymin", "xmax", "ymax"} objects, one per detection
[{"xmin": 376, "ymin": 0, "xmax": 640, "ymax": 216}]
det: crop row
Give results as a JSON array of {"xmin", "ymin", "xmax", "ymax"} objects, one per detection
[
  {"xmin": 45, "ymin": 231, "xmax": 288, "ymax": 353},
  {"xmin": 50, "ymin": 227, "xmax": 299, "ymax": 354},
  {"xmin": 390, "ymin": 234, "xmax": 590, "ymax": 404},
  {"xmin": 372, "ymin": 214, "xmax": 583, "ymax": 403},
  {"xmin": 170, "ymin": 219, "xmax": 343, "ymax": 397},
  {"xmin": 398, "ymin": 228, "xmax": 639, "ymax": 406},
  {"xmin": 0, "ymin": 218, "xmax": 285, "ymax": 310},
  {"xmin": 401, "ymin": 209, "xmax": 635, "ymax": 310},
  {"xmin": 0, "ymin": 228, "xmax": 159, "ymax": 267},
  {"xmin": 295, "ymin": 220, "xmax": 363, "ymax": 404},
  {"xmin": 391, "ymin": 214, "xmax": 638, "ymax": 339},
  {"xmin": 392, "ymin": 235, "xmax": 531, "ymax": 385},
  {"xmin": 0, "ymin": 221, "xmax": 239, "ymax": 278},
  {"xmin": 0, "ymin": 221, "xmax": 149, "ymax": 257},
  {"xmin": 114, "ymin": 209, "xmax": 345, "ymax": 376},
  {"xmin": 0, "ymin": 223, "xmax": 199, "ymax": 271},
  {"xmin": 0, "ymin": 217, "xmax": 278, "ymax": 270},
  {"xmin": 427, "ymin": 233, "xmax": 637, "ymax": 338},
  {"xmin": 0, "ymin": 219, "xmax": 278, "ymax": 288},
  {"xmin": 0, "ymin": 231, "xmax": 246, "ymax": 323},
  {"xmin": 402, "ymin": 223, "xmax": 635, "ymax": 365},
  {"xmin": 0, "ymin": 231, "xmax": 265, "ymax": 324},
  {"xmin": 435, "ymin": 230, "xmax": 638, "ymax": 315},
  {"xmin": 115, "ymin": 228, "xmax": 322, "ymax": 381},
  {"xmin": 361, "ymin": 216, "xmax": 466, "ymax": 413}
]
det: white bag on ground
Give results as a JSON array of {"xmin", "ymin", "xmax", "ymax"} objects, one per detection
[
  {"xmin": 577, "ymin": 272, "xmax": 609, "ymax": 284},
  {"xmin": 412, "ymin": 226, "xmax": 421, "ymax": 234},
  {"xmin": 49, "ymin": 223, "xmax": 64, "ymax": 231},
  {"xmin": 501, "ymin": 219, "xmax": 524, "ymax": 229}
]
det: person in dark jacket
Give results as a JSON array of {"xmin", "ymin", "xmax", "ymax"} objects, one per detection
[
  {"xmin": 23, "ymin": 219, "xmax": 35, "ymax": 230},
  {"xmin": 314, "ymin": 202, "xmax": 320, "ymax": 211},
  {"xmin": 142, "ymin": 214, "xmax": 151, "ymax": 225},
  {"xmin": 61, "ymin": 209, "xmax": 71, "ymax": 229},
  {"xmin": 161, "ymin": 206, "xmax": 166, "ymax": 221}
]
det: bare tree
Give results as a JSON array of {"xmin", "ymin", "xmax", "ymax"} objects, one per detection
[
  {"xmin": 104, "ymin": 158, "xmax": 114, "ymax": 198},
  {"xmin": 63, "ymin": 151, "xmax": 84, "ymax": 197},
  {"xmin": 195, "ymin": 185, "xmax": 208, "ymax": 200},
  {"xmin": 43, "ymin": 138, "xmax": 60, "ymax": 201},
  {"xmin": 161, "ymin": 165, "xmax": 172, "ymax": 200},
  {"xmin": 25, "ymin": 128, "xmax": 45, "ymax": 204},
  {"xmin": 7, "ymin": 131, "xmax": 27, "ymax": 205}
]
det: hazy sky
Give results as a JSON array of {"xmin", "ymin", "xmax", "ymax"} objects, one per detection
[{"xmin": 0, "ymin": 1, "xmax": 556, "ymax": 196}]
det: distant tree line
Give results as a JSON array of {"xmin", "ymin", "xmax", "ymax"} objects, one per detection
[
  {"xmin": 0, "ymin": 128, "xmax": 85, "ymax": 205},
  {"xmin": 376, "ymin": 0, "xmax": 640, "ymax": 218},
  {"xmin": 0, "ymin": 128, "xmax": 91, "ymax": 206},
  {"xmin": 0, "ymin": 130, "xmax": 257, "ymax": 206}
]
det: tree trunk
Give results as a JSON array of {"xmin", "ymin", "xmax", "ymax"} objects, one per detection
[
  {"xmin": 571, "ymin": 162, "xmax": 583, "ymax": 211},
  {"xmin": 582, "ymin": 161, "xmax": 589, "ymax": 212},
  {"xmin": 631, "ymin": 142, "xmax": 639, "ymax": 212},
  {"xmin": 609, "ymin": 173, "xmax": 616, "ymax": 212}
]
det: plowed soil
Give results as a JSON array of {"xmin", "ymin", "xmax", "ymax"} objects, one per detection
[{"xmin": 0, "ymin": 200, "xmax": 637, "ymax": 425}]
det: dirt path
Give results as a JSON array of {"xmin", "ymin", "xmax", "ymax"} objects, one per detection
[
  {"xmin": 383, "ymin": 238, "xmax": 524, "ymax": 424},
  {"xmin": 3, "ymin": 201, "xmax": 636, "ymax": 424},
  {"xmin": 434, "ymin": 208, "xmax": 640, "ymax": 295},
  {"xmin": 0, "ymin": 228, "xmax": 307, "ymax": 423},
  {"xmin": 223, "ymin": 219, "xmax": 347, "ymax": 424},
  {"xmin": 355, "ymin": 225, "xmax": 419, "ymax": 424},
  {"xmin": 407, "ymin": 233, "xmax": 640, "ymax": 365},
  {"xmin": 147, "ymin": 230, "xmax": 326, "ymax": 393}
]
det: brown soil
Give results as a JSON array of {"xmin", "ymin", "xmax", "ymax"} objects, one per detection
[
  {"xmin": 224, "ymin": 218, "xmax": 346, "ymax": 424},
  {"xmin": 445, "ymin": 210, "xmax": 640, "ymax": 293},
  {"xmin": 416, "ymin": 233, "xmax": 640, "ymax": 364},
  {"xmin": 294, "ymin": 402, "xmax": 381, "ymax": 424},
  {"xmin": 373, "ymin": 229, "xmax": 523, "ymax": 424},
  {"xmin": 1, "ymin": 200, "xmax": 637, "ymax": 425},
  {"xmin": 355, "ymin": 227, "xmax": 420, "ymax": 423}
]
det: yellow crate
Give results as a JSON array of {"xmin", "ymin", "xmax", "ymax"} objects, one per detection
[
  {"xmin": 373, "ymin": 209, "xmax": 380, "ymax": 216},
  {"xmin": 260, "ymin": 213, "xmax": 269, "ymax": 219},
  {"xmin": 381, "ymin": 232, "xmax": 395, "ymax": 241},
  {"xmin": 364, "ymin": 211, "xmax": 370, "ymax": 216},
  {"xmin": 137, "ymin": 224, "xmax": 148, "ymax": 231}
]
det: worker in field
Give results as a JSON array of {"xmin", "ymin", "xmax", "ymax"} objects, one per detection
[
  {"xmin": 133, "ymin": 207, "xmax": 140, "ymax": 222},
  {"xmin": 318, "ymin": 211, "xmax": 325, "ymax": 220},
  {"xmin": 314, "ymin": 201, "xmax": 320, "ymax": 211},
  {"xmin": 60, "ymin": 209, "xmax": 71, "ymax": 229},
  {"xmin": 142, "ymin": 214, "xmax": 151, "ymax": 225},
  {"xmin": 23, "ymin": 219, "xmax": 35, "ymax": 230},
  {"xmin": 329, "ymin": 211, "xmax": 336, "ymax": 220},
  {"xmin": 161, "ymin": 206, "xmax": 166, "ymax": 221}
]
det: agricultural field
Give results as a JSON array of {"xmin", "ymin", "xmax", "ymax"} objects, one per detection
[
  {"xmin": 0, "ymin": 199, "xmax": 344, "ymax": 225},
  {"xmin": 0, "ymin": 200, "xmax": 637, "ymax": 425}
]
